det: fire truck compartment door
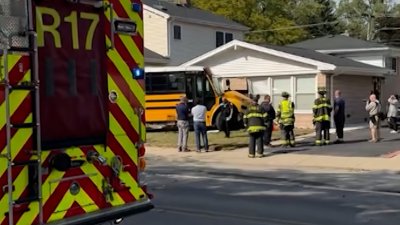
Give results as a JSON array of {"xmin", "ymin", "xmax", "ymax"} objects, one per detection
[{"xmin": 35, "ymin": 0, "xmax": 108, "ymax": 150}]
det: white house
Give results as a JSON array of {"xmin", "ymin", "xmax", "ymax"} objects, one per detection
[
  {"xmin": 290, "ymin": 35, "xmax": 400, "ymax": 101},
  {"xmin": 143, "ymin": 0, "xmax": 249, "ymax": 66},
  {"xmin": 182, "ymin": 40, "xmax": 390, "ymax": 128}
]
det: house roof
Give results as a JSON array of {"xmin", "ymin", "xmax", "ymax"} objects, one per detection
[
  {"xmin": 143, "ymin": 0, "xmax": 249, "ymax": 31},
  {"xmin": 262, "ymin": 44, "xmax": 383, "ymax": 69},
  {"xmin": 144, "ymin": 48, "xmax": 169, "ymax": 64},
  {"xmin": 182, "ymin": 40, "xmax": 391, "ymax": 76},
  {"xmin": 289, "ymin": 35, "xmax": 388, "ymax": 52}
]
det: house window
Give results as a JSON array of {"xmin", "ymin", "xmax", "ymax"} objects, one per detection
[
  {"xmin": 216, "ymin": 31, "xmax": 224, "ymax": 47},
  {"xmin": 385, "ymin": 57, "xmax": 397, "ymax": 72},
  {"xmin": 173, "ymin": 25, "xmax": 181, "ymax": 40},
  {"xmin": 295, "ymin": 76, "xmax": 315, "ymax": 110},
  {"xmin": 225, "ymin": 33, "xmax": 233, "ymax": 43},
  {"xmin": 272, "ymin": 77, "xmax": 291, "ymax": 109}
]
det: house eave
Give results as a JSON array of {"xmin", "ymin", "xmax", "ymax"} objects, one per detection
[
  {"xmin": 172, "ymin": 16, "xmax": 249, "ymax": 31},
  {"xmin": 317, "ymin": 47, "xmax": 390, "ymax": 54},
  {"xmin": 330, "ymin": 66, "xmax": 391, "ymax": 77}
]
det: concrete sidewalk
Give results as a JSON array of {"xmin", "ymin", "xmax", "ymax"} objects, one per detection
[{"xmin": 146, "ymin": 125, "xmax": 400, "ymax": 172}]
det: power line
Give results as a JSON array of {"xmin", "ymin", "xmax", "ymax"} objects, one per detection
[{"xmin": 246, "ymin": 21, "xmax": 339, "ymax": 33}]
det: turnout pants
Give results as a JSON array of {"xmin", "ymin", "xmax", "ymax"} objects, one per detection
[
  {"xmin": 249, "ymin": 131, "xmax": 264, "ymax": 155},
  {"xmin": 315, "ymin": 121, "xmax": 330, "ymax": 144},
  {"xmin": 280, "ymin": 124, "xmax": 295, "ymax": 146}
]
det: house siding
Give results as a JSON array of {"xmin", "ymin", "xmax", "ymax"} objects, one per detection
[
  {"xmin": 346, "ymin": 55, "xmax": 384, "ymax": 67},
  {"xmin": 201, "ymin": 48, "xmax": 317, "ymax": 78},
  {"xmin": 333, "ymin": 75, "xmax": 374, "ymax": 124},
  {"xmin": 143, "ymin": 9, "xmax": 169, "ymax": 57},
  {"xmin": 168, "ymin": 21, "xmax": 244, "ymax": 65}
]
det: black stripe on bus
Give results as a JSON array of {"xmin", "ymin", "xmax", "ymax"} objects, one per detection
[
  {"xmin": 146, "ymin": 106, "xmax": 177, "ymax": 110},
  {"xmin": 146, "ymin": 99, "xmax": 181, "ymax": 103}
]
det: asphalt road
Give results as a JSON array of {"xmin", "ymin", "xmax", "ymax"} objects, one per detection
[
  {"xmin": 122, "ymin": 167, "xmax": 400, "ymax": 225},
  {"xmin": 273, "ymin": 127, "xmax": 400, "ymax": 157}
]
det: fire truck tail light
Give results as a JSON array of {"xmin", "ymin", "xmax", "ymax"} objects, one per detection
[{"xmin": 139, "ymin": 144, "xmax": 146, "ymax": 157}]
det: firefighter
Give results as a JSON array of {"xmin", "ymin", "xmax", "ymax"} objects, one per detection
[
  {"xmin": 276, "ymin": 92, "xmax": 295, "ymax": 147},
  {"xmin": 313, "ymin": 88, "xmax": 332, "ymax": 146},
  {"xmin": 243, "ymin": 95, "xmax": 268, "ymax": 158}
]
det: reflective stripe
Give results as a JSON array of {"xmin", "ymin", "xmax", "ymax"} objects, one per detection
[
  {"xmin": 247, "ymin": 126, "xmax": 266, "ymax": 132},
  {"xmin": 314, "ymin": 115, "xmax": 330, "ymax": 121},
  {"xmin": 313, "ymin": 103, "xmax": 332, "ymax": 109},
  {"xmin": 244, "ymin": 113, "xmax": 264, "ymax": 118}
]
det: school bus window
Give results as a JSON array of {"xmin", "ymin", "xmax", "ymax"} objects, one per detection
[{"xmin": 146, "ymin": 72, "xmax": 185, "ymax": 93}]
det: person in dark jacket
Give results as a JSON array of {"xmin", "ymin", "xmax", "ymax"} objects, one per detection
[
  {"xmin": 313, "ymin": 88, "xmax": 332, "ymax": 146},
  {"xmin": 333, "ymin": 90, "xmax": 345, "ymax": 143},
  {"xmin": 244, "ymin": 95, "xmax": 268, "ymax": 158},
  {"xmin": 260, "ymin": 95, "xmax": 276, "ymax": 147},
  {"xmin": 220, "ymin": 97, "xmax": 233, "ymax": 138},
  {"xmin": 176, "ymin": 96, "xmax": 190, "ymax": 152}
]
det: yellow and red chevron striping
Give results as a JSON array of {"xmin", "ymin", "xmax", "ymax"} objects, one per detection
[{"xmin": 1, "ymin": 0, "xmax": 148, "ymax": 223}]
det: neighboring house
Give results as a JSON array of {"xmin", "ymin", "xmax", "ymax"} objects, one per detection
[
  {"xmin": 290, "ymin": 35, "xmax": 400, "ymax": 102},
  {"xmin": 182, "ymin": 40, "xmax": 390, "ymax": 128},
  {"xmin": 143, "ymin": 0, "xmax": 249, "ymax": 66}
]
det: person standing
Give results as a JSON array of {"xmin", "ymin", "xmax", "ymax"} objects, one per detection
[
  {"xmin": 387, "ymin": 94, "xmax": 399, "ymax": 133},
  {"xmin": 176, "ymin": 96, "xmax": 190, "ymax": 152},
  {"xmin": 333, "ymin": 90, "xmax": 345, "ymax": 143},
  {"xmin": 260, "ymin": 95, "xmax": 276, "ymax": 147},
  {"xmin": 191, "ymin": 99, "xmax": 209, "ymax": 152},
  {"xmin": 220, "ymin": 97, "xmax": 233, "ymax": 138},
  {"xmin": 276, "ymin": 92, "xmax": 295, "ymax": 147},
  {"xmin": 313, "ymin": 88, "xmax": 332, "ymax": 146},
  {"xmin": 244, "ymin": 95, "xmax": 268, "ymax": 158},
  {"xmin": 366, "ymin": 94, "xmax": 381, "ymax": 143}
]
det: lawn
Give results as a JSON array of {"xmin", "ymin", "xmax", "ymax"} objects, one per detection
[{"xmin": 146, "ymin": 128, "xmax": 313, "ymax": 151}]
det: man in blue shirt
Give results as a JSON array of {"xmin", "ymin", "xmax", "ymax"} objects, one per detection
[{"xmin": 176, "ymin": 96, "xmax": 190, "ymax": 152}]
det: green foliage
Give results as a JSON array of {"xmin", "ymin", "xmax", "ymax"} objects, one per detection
[
  {"xmin": 191, "ymin": 0, "xmax": 307, "ymax": 45},
  {"xmin": 337, "ymin": 0, "xmax": 389, "ymax": 40}
]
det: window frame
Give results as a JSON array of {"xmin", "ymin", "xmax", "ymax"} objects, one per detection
[
  {"xmin": 216, "ymin": 31, "xmax": 224, "ymax": 47},
  {"xmin": 173, "ymin": 25, "xmax": 181, "ymax": 40}
]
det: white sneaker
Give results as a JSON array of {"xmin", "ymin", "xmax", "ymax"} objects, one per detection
[{"xmin": 390, "ymin": 130, "xmax": 398, "ymax": 134}]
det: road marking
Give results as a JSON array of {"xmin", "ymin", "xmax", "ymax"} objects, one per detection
[{"xmin": 153, "ymin": 173, "xmax": 400, "ymax": 197}]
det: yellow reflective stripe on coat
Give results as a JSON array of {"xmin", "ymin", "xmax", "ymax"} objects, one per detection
[
  {"xmin": 313, "ymin": 103, "xmax": 332, "ymax": 109},
  {"xmin": 247, "ymin": 126, "xmax": 266, "ymax": 132},
  {"xmin": 244, "ymin": 113, "xmax": 266, "ymax": 118},
  {"xmin": 314, "ymin": 115, "xmax": 330, "ymax": 121}
]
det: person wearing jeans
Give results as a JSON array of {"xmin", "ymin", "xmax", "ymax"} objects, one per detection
[
  {"xmin": 176, "ymin": 96, "xmax": 190, "ymax": 152},
  {"xmin": 191, "ymin": 99, "xmax": 208, "ymax": 152}
]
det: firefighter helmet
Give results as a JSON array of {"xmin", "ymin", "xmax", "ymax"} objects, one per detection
[
  {"xmin": 281, "ymin": 91, "xmax": 290, "ymax": 97},
  {"xmin": 318, "ymin": 87, "xmax": 327, "ymax": 95}
]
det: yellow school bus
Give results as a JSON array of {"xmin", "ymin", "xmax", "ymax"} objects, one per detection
[{"xmin": 145, "ymin": 66, "xmax": 251, "ymax": 129}]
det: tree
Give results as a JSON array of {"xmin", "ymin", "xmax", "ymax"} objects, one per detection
[
  {"xmin": 337, "ymin": 0, "xmax": 389, "ymax": 40},
  {"xmin": 191, "ymin": 0, "xmax": 307, "ymax": 45},
  {"xmin": 288, "ymin": 0, "xmax": 343, "ymax": 38}
]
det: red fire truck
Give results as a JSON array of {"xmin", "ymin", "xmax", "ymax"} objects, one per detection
[{"xmin": 0, "ymin": 0, "xmax": 152, "ymax": 224}]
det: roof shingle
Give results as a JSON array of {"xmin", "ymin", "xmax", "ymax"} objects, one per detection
[
  {"xmin": 289, "ymin": 35, "xmax": 386, "ymax": 50},
  {"xmin": 143, "ymin": 0, "xmax": 248, "ymax": 30}
]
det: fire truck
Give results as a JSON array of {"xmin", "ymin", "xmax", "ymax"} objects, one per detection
[{"xmin": 0, "ymin": 0, "xmax": 152, "ymax": 224}]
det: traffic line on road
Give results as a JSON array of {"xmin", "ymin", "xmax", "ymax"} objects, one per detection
[{"xmin": 154, "ymin": 172, "xmax": 400, "ymax": 197}]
